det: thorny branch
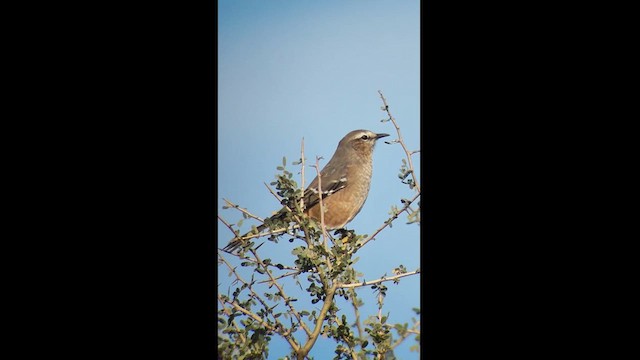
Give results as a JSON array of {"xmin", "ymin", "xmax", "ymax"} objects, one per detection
[
  {"xmin": 378, "ymin": 90, "xmax": 420, "ymax": 193},
  {"xmin": 312, "ymin": 156, "xmax": 330, "ymax": 251},
  {"xmin": 336, "ymin": 268, "xmax": 420, "ymax": 289},
  {"xmin": 357, "ymin": 192, "xmax": 420, "ymax": 248},
  {"xmin": 223, "ymin": 198, "xmax": 264, "ymax": 222}
]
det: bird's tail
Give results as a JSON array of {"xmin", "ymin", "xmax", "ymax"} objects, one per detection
[
  {"xmin": 221, "ymin": 206, "xmax": 304, "ymax": 253},
  {"xmin": 222, "ymin": 223, "xmax": 268, "ymax": 253}
]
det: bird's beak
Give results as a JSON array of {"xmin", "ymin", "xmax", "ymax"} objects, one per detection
[{"xmin": 375, "ymin": 133, "xmax": 390, "ymax": 140}]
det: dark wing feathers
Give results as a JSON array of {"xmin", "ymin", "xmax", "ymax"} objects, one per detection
[{"xmin": 302, "ymin": 166, "xmax": 348, "ymax": 210}]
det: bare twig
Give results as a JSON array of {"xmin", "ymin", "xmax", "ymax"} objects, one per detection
[
  {"xmin": 300, "ymin": 138, "xmax": 305, "ymax": 212},
  {"xmin": 336, "ymin": 269, "xmax": 420, "ymax": 289},
  {"xmin": 263, "ymin": 182, "xmax": 284, "ymax": 203},
  {"xmin": 358, "ymin": 192, "xmax": 420, "ymax": 248},
  {"xmin": 218, "ymin": 214, "xmax": 237, "ymax": 236},
  {"xmin": 306, "ymin": 157, "xmax": 334, "ymax": 280},
  {"xmin": 378, "ymin": 90, "xmax": 420, "ymax": 193},
  {"xmin": 312, "ymin": 156, "xmax": 330, "ymax": 250},
  {"xmin": 223, "ymin": 198, "xmax": 265, "ymax": 222},
  {"xmin": 296, "ymin": 138, "xmax": 317, "ymax": 252},
  {"xmin": 256, "ymin": 270, "xmax": 303, "ymax": 284}
]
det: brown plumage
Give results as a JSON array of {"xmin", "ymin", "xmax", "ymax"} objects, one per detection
[{"xmin": 223, "ymin": 129, "xmax": 389, "ymax": 253}]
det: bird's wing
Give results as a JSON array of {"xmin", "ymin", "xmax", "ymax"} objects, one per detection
[{"xmin": 302, "ymin": 165, "xmax": 348, "ymax": 210}]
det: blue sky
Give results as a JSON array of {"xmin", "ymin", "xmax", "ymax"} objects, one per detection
[{"xmin": 218, "ymin": 1, "xmax": 420, "ymax": 358}]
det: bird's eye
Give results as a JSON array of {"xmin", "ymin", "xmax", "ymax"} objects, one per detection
[{"xmin": 361, "ymin": 135, "xmax": 369, "ymax": 140}]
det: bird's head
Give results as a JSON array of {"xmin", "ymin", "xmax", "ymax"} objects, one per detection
[{"xmin": 339, "ymin": 129, "xmax": 390, "ymax": 156}]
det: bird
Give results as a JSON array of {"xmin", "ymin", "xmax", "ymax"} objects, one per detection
[{"xmin": 222, "ymin": 129, "xmax": 389, "ymax": 253}]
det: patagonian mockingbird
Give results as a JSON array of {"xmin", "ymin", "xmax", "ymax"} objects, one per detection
[{"xmin": 223, "ymin": 129, "xmax": 389, "ymax": 253}]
